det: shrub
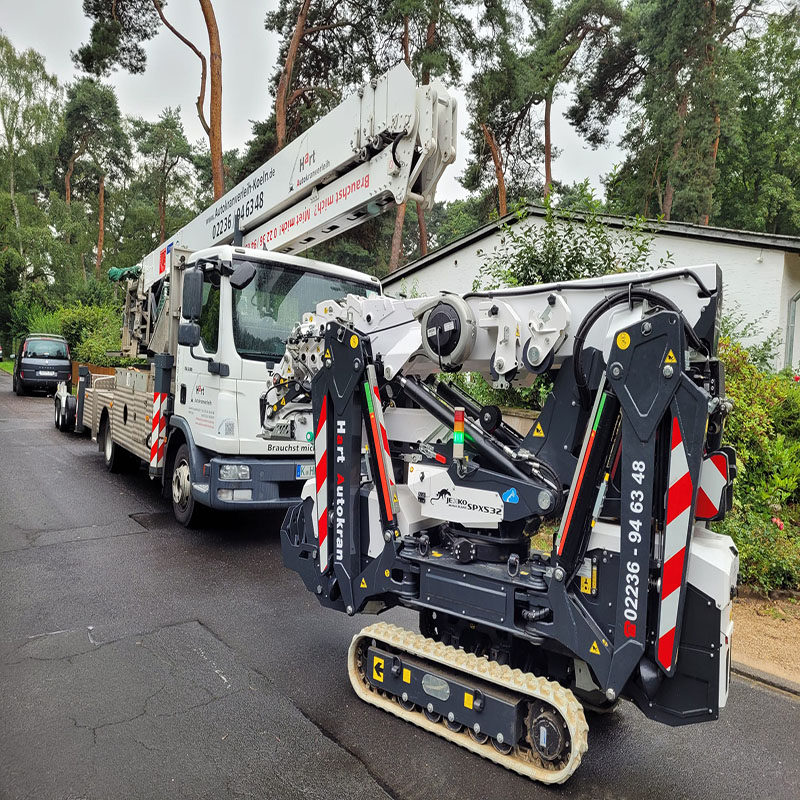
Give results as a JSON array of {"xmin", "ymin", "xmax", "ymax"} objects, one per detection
[
  {"xmin": 475, "ymin": 189, "xmax": 671, "ymax": 291},
  {"xmin": 716, "ymin": 510, "xmax": 800, "ymax": 593},
  {"xmin": 718, "ymin": 337, "xmax": 800, "ymax": 511}
]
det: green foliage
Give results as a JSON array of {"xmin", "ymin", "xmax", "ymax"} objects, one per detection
[
  {"xmin": 712, "ymin": 334, "xmax": 800, "ymax": 590},
  {"xmin": 476, "ymin": 188, "xmax": 668, "ymax": 290},
  {"xmin": 571, "ymin": 0, "xmax": 764, "ymax": 224},
  {"xmin": 73, "ymin": 0, "xmax": 160, "ymax": 76},
  {"xmin": 713, "ymin": 12, "xmax": 800, "ymax": 235},
  {"xmin": 11, "ymin": 298, "xmax": 131, "ymax": 368},
  {"xmin": 717, "ymin": 337, "xmax": 800, "ymax": 511},
  {"xmin": 716, "ymin": 510, "xmax": 800, "ymax": 593}
]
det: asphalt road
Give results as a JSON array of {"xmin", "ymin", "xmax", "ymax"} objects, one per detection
[{"xmin": 1, "ymin": 372, "xmax": 798, "ymax": 800}]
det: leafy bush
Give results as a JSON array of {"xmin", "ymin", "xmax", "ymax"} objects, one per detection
[
  {"xmin": 475, "ymin": 188, "xmax": 672, "ymax": 291},
  {"xmin": 713, "ymin": 334, "xmax": 800, "ymax": 591},
  {"xmin": 24, "ymin": 305, "xmax": 61, "ymax": 336},
  {"xmin": 716, "ymin": 510, "xmax": 800, "ymax": 593},
  {"xmin": 718, "ymin": 337, "xmax": 800, "ymax": 511}
]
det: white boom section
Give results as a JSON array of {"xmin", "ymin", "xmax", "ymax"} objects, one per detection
[{"xmin": 138, "ymin": 64, "xmax": 456, "ymax": 290}]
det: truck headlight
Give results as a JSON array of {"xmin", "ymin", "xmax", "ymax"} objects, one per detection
[{"xmin": 219, "ymin": 464, "xmax": 251, "ymax": 481}]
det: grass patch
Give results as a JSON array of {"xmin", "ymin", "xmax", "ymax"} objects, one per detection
[{"xmin": 0, "ymin": 361, "xmax": 12, "ymax": 375}]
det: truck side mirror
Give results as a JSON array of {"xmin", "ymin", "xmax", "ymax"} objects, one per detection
[
  {"xmin": 230, "ymin": 261, "xmax": 256, "ymax": 290},
  {"xmin": 182, "ymin": 266, "xmax": 204, "ymax": 321},
  {"xmin": 178, "ymin": 322, "xmax": 201, "ymax": 347}
]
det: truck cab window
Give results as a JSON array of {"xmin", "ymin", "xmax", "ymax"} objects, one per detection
[
  {"xmin": 231, "ymin": 259, "xmax": 375, "ymax": 362},
  {"xmin": 199, "ymin": 278, "xmax": 220, "ymax": 354}
]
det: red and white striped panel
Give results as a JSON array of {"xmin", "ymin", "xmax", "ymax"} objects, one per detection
[
  {"xmin": 315, "ymin": 395, "xmax": 329, "ymax": 573},
  {"xmin": 695, "ymin": 453, "xmax": 728, "ymax": 520},
  {"xmin": 149, "ymin": 392, "xmax": 168, "ymax": 470},
  {"xmin": 657, "ymin": 416, "xmax": 694, "ymax": 673}
]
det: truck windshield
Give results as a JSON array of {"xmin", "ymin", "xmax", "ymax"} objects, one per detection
[{"xmin": 231, "ymin": 259, "xmax": 377, "ymax": 362}]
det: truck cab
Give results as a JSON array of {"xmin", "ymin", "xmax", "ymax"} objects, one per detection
[{"xmin": 167, "ymin": 245, "xmax": 380, "ymax": 524}]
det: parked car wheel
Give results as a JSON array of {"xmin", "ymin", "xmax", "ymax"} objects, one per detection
[
  {"xmin": 15, "ymin": 377, "xmax": 26, "ymax": 396},
  {"xmin": 171, "ymin": 443, "xmax": 200, "ymax": 528}
]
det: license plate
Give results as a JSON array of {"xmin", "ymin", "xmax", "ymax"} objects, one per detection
[
  {"xmin": 39, "ymin": 370, "xmax": 56, "ymax": 377},
  {"xmin": 296, "ymin": 464, "xmax": 314, "ymax": 479}
]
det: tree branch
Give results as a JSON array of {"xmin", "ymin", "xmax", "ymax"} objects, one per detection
[
  {"xmin": 286, "ymin": 84, "xmax": 324, "ymax": 108},
  {"xmin": 152, "ymin": 0, "xmax": 211, "ymax": 137}
]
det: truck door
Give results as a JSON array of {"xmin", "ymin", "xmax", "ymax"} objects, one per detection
[{"xmin": 175, "ymin": 272, "xmax": 224, "ymax": 450}]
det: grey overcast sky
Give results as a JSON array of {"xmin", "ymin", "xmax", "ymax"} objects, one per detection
[{"xmin": 2, "ymin": 1, "xmax": 623, "ymax": 202}]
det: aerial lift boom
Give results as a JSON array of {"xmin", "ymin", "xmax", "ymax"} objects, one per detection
[{"xmin": 120, "ymin": 63, "xmax": 456, "ymax": 357}]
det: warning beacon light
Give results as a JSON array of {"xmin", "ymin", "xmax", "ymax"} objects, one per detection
[{"xmin": 453, "ymin": 407, "xmax": 465, "ymax": 459}]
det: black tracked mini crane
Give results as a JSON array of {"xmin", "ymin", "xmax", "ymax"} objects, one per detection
[{"xmin": 269, "ymin": 263, "xmax": 737, "ymax": 783}]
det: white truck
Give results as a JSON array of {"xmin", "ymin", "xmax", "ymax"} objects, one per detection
[{"xmin": 54, "ymin": 63, "xmax": 457, "ymax": 526}]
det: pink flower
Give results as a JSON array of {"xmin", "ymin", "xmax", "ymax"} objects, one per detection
[{"xmin": 771, "ymin": 516, "xmax": 785, "ymax": 531}]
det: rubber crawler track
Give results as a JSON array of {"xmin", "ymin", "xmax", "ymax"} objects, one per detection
[{"xmin": 347, "ymin": 622, "xmax": 589, "ymax": 785}]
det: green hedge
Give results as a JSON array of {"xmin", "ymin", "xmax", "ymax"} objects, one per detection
[{"xmin": 18, "ymin": 302, "xmax": 145, "ymax": 368}]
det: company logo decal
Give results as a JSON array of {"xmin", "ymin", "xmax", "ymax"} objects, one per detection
[{"xmin": 502, "ymin": 487, "xmax": 519, "ymax": 504}]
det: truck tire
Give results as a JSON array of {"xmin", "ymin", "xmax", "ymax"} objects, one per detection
[
  {"xmin": 54, "ymin": 397, "xmax": 61, "ymax": 428},
  {"xmin": 171, "ymin": 443, "xmax": 201, "ymax": 528},
  {"xmin": 101, "ymin": 416, "xmax": 127, "ymax": 473},
  {"xmin": 59, "ymin": 395, "xmax": 76, "ymax": 432}
]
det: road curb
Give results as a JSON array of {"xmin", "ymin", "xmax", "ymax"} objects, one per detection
[{"xmin": 731, "ymin": 660, "xmax": 800, "ymax": 698}]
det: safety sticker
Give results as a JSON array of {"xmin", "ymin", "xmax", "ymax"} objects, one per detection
[
  {"xmin": 533, "ymin": 421, "xmax": 545, "ymax": 438},
  {"xmin": 464, "ymin": 692, "xmax": 474, "ymax": 709},
  {"xmin": 664, "ymin": 349, "xmax": 677, "ymax": 364},
  {"xmin": 373, "ymin": 656, "xmax": 384, "ymax": 682},
  {"xmin": 589, "ymin": 641, "xmax": 600, "ymax": 656},
  {"xmin": 350, "ymin": 334, "xmax": 359, "ymax": 349},
  {"xmin": 616, "ymin": 332, "xmax": 631, "ymax": 350},
  {"xmin": 402, "ymin": 668, "xmax": 411, "ymax": 684},
  {"xmin": 324, "ymin": 348, "xmax": 332, "ymax": 359},
  {"xmin": 360, "ymin": 577, "xmax": 367, "ymax": 589}
]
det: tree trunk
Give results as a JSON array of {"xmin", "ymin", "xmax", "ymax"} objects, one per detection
[
  {"xmin": 65, "ymin": 135, "xmax": 89, "ymax": 208},
  {"xmin": 482, "ymin": 123, "xmax": 507, "ymax": 216},
  {"xmin": 700, "ymin": 0, "xmax": 719, "ymax": 227},
  {"xmin": 543, "ymin": 92, "xmax": 553, "ymax": 200},
  {"xmin": 275, "ymin": 0, "xmax": 311, "ymax": 153},
  {"xmin": 198, "ymin": 0, "xmax": 224, "ymax": 200},
  {"xmin": 96, "ymin": 173, "xmax": 105, "ymax": 279},
  {"xmin": 700, "ymin": 108, "xmax": 721, "ymax": 226},
  {"xmin": 663, "ymin": 94, "xmax": 688, "ymax": 221},
  {"xmin": 389, "ymin": 202, "xmax": 407, "ymax": 273},
  {"xmin": 9, "ymin": 160, "xmax": 25, "ymax": 284},
  {"xmin": 159, "ymin": 193, "xmax": 166, "ymax": 243},
  {"xmin": 416, "ymin": 202, "xmax": 428, "ymax": 256}
]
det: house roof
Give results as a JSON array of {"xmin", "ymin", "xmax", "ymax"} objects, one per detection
[{"xmin": 383, "ymin": 203, "xmax": 800, "ymax": 287}]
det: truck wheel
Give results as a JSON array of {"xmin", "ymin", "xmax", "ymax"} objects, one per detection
[
  {"xmin": 171, "ymin": 443, "xmax": 200, "ymax": 527},
  {"xmin": 101, "ymin": 417, "xmax": 126, "ymax": 473},
  {"xmin": 59, "ymin": 395, "xmax": 76, "ymax": 432},
  {"xmin": 54, "ymin": 397, "xmax": 61, "ymax": 428}
]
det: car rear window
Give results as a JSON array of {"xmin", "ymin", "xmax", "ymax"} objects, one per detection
[{"xmin": 24, "ymin": 338, "xmax": 68, "ymax": 359}]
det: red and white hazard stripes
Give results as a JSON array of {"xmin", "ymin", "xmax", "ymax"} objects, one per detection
[
  {"xmin": 695, "ymin": 453, "xmax": 729, "ymax": 520},
  {"xmin": 657, "ymin": 416, "xmax": 694, "ymax": 672},
  {"xmin": 315, "ymin": 395, "xmax": 329, "ymax": 572},
  {"xmin": 149, "ymin": 392, "xmax": 168, "ymax": 471}
]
